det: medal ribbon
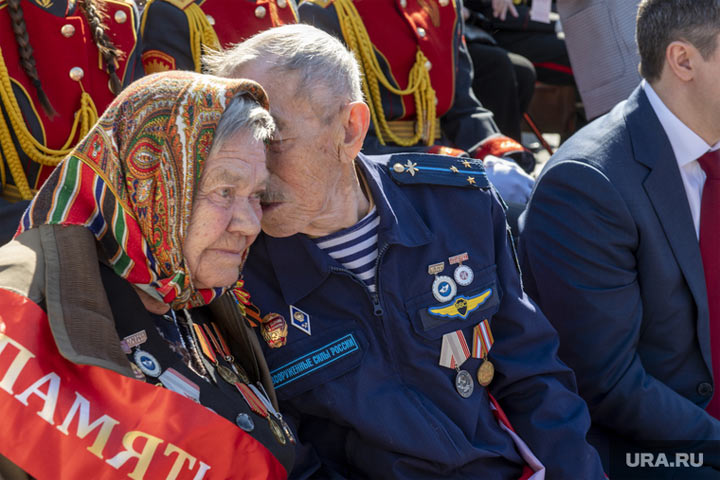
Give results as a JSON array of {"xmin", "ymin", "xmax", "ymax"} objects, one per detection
[
  {"xmin": 0, "ymin": 289, "xmax": 287, "ymax": 480},
  {"xmin": 211, "ymin": 322, "xmax": 232, "ymax": 359},
  {"xmin": 439, "ymin": 330, "xmax": 470, "ymax": 369},
  {"xmin": 236, "ymin": 383, "xmax": 269, "ymax": 418},
  {"xmin": 472, "ymin": 319, "xmax": 494, "ymax": 358},
  {"xmin": 192, "ymin": 323, "xmax": 218, "ymax": 364}
]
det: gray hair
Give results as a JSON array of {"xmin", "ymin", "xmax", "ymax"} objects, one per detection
[
  {"xmin": 637, "ymin": 0, "xmax": 720, "ymax": 82},
  {"xmin": 209, "ymin": 93, "xmax": 275, "ymax": 157},
  {"xmin": 205, "ymin": 24, "xmax": 363, "ymax": 123}
]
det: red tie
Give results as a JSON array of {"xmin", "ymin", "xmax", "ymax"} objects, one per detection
[{"xmin": 699, "ymin": 150, "xmax": 720, "ymax": 418}]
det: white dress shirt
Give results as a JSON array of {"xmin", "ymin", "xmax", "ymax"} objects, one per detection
[{"xmin": 643, "ymin": 81, "xmax": 720, "ymax": 238}]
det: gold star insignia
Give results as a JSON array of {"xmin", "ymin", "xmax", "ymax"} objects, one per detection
[
  {"xmin": 462, "ymin": 160, "xmax": 472, "ymax": 168},
  {"xmin": 467, "ymin": 176, "xmax": 476, "ymax": 185},
  {"xmin": 450, "ymin": 165, "xmax": 459, "ymax": 173},
  {"xmin": 404, "ymin": 160, "xmax": 418, "ymax": 176}
]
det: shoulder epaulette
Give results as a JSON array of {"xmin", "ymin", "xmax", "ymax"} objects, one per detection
[
  {"xmin": 163, "ymin": 0, "xmax": 197, "ymax": 11},
  {"xmin": 387, "ymin": 153, "xmax": 490, "ymax": 189},
  {"xmin": 302, "ymin": 0, "xmax": 335, "ymax": 8}
]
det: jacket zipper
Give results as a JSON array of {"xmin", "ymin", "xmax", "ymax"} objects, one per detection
[{"xmin": 329, "ymin": 243, "xmax": 390, "ymax": 317}]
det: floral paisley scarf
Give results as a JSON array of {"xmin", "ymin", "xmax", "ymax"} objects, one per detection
[{"xmin": 18, "ymin": 71, "xmax": 269, "ymax": 309}]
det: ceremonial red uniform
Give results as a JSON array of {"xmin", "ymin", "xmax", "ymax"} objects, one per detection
[
  {"xmin": 0, "ymin": 0, "xmax": 143, "ymax": 201},
  {"xmin": 140, "ymin": 0, "xmax": 298, "ymax": 74}
]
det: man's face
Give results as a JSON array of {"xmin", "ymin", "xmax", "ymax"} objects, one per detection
[
  {"xmin": 184, "ymin": 130, "xmax": 268, "ymax": 289},
  {"xmin": 238, "ymin": 63, "xmax": 346, "ymax": 238}
]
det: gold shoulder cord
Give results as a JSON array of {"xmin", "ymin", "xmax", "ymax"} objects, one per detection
[
  {"xmin": 334, "ymin": 0, "xmax": 437, "ymax": 147},
  {"xmin": 185, "ymin": 3, "xmax": 221, "ymax": 72},
  {"xmin": 0, "ymin": 46, "xmax": 99, "ymax": 199}
]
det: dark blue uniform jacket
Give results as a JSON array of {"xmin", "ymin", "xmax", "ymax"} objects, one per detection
[{"xmin": 244, "ymin": 152, "xmax": 604, "ymax": 479}]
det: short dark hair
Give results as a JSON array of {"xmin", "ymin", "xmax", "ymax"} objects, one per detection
[{"xmin": 637, "ymin": 0, "xmax": 720, "ymax": 82}]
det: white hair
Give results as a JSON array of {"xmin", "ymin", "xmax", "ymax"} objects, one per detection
[
  {"xmin": 209, "ymin": 94, "xmax": 275, "ymax": 157},
  {"xmin": 204, "ymin": 24, "xmax": 363, "ymax": 122}
]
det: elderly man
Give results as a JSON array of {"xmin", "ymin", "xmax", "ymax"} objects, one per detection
[
  {"xmin": 520, "ymin": 0, "xmax": 720, "ymax": 474},
  {"xmin": 207, "ymin": 24, "xmax": 604, "ymax": 479}
]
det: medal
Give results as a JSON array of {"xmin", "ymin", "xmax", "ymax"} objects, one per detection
[
  {"xmin": 251, "ymin": 383, "xmax": 297, "ymax": 445},
  {"xmin": 260, "ymin": 313, "xmax": 288, "ymax": 348},
  {"xmin": 429, "ymin": 262, "xmax": 457, "ymax": 302},
  {"xmin": 477, "ymin": 359, "xmax": 495, "ymax": 387},
  {"xmin": 235, "ymin": 412, "xmax": 255, "ymax": 432},
  {"xmin": 268, "ymin": 416, "xmax": 287, "ymax": 445},
  {"xmin": 158, "ymin": 367, "xmax": 201, "ymax": 402},
  {"xmin": 449, "ymin": 252, "xmax": 473, "ymax": 287},
  {"xmin": 209, "ymin": 322, "xmax": 250, "ymax": 384},
  {"xmin": 440, "ymin": 330, "xmax": 475, "ymax": 398},
  {"xmin": 133, "ymin": 349, "xmax": 162, "ymax": 377},
  {"xmin": 455, "ymin": 369, "xmax": 474, "ymax": 398}
]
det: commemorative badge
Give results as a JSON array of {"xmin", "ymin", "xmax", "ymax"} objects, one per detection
[
  {"xmin": 290, "ymin": 305, "xmax": 312, "ymax": 336},
  {"xmin": 158, "ymin": 367, "xmax": 201, "ymax": 402},
  {"xmin": 235, "ymin": 412, "xmax": 255, "ymax": 432},
  {"xmin": 428, "ymin": 262, "xmax": 457, "ymax": 303},
  {"xmin": 133, "ymin": 349, "xmax": 162, "ymax": 377},
  {"xmin": 472, "ymin": 319, "xmax": 495, "ymax": 386},
  {"xmin": 439, "ymin": 330, "xmax": 474, "ymax": 398},
  {"xmin": 261, "ymin": 313, "xmax": 288, "ymax": 348},
  {"xmin": 449, "ymin": 252, "xmax": 474, "ymax": 287}
]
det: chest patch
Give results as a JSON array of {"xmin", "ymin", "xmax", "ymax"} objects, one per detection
[
  {"xmin": 270, "ymin": 334, "xmax": 360, "ymax": 389},
  {"xmin": 428, "ymin": 288, "xmax": 493, "ymax": 319}
]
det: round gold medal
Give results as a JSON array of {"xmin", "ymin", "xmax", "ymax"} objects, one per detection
[
  {"xmin": 268, "ymin": 416, "xmax": 287, "ymax": 444},
  {"xmin": 217, "ymin": 364, "xmax": 240, "ymax": 385},
  {"xmin": 477, "ymin": 360, "xmax": 495, "ymax": 387}
]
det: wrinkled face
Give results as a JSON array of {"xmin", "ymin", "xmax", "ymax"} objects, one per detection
[
  {"xmin": 237, "ymin": 63, "xmax": 345, "ymax": 237},
  {"xmin": 184, "ymin": 130, "xmax": 268, "ymax": 288}
]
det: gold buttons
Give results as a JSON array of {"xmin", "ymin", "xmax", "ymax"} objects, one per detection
[
  {"xmin": 69, "ymin": 67, "xmax": 84, "ymax": 81},
  {"xmin": 393, "ymin": 163, "xmax": 405, "ymax": 173},
  {"xmin": 417, "ymin": 27, "xmax": 426, "ymax": 38},
  {"xmin": 206, "ymin": 14, "xmax": 216, "ymax": 25},
  {"xmin": 425, "ymin": 60, "xmax": 432, "ymax": 70},
  {"xmin": 255, "ymin": 6, "xmax": 266, "ymax": 18},
  {"xmin": 277, "ymin": 0, "xmax": 287, "ymax": 7},
  {"xmin": 439, "ymin": 0, "xmax": 448, "ymax": 5},
  {"xmin": 114, "ymin": 10, "xmax": 127, "ymax": 23},
  {"xmin": 61, "ymin": 24, "xmax": 75, "ymax": 38}
]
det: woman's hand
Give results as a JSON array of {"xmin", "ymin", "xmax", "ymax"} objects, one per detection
[{"xmin": 492, "ymin": 0, "xmax": 518, "ymax": 21}]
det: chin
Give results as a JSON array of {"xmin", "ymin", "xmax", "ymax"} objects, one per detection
[{"xmin": 261, "ymin": 214, "xmax": 301, "ymax": 238}]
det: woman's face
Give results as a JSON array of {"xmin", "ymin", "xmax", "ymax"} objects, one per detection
[{"xmin": 183, "ymin": 130, "xmax": 268, "ymax": 289}]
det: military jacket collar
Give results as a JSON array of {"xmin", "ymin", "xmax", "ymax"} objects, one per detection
[{"xmin": 264, "ymin": 152, "xmax": 434, "ymax": 305}]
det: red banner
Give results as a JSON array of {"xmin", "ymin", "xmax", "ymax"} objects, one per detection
[{"xmin": 0, "ymin": 289, "xmax": 287, "ymax": 480}]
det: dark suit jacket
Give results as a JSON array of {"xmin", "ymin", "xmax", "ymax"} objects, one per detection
[{"xmin": 518, "ymin": 86, "xmax": 720, "ymax": 473}]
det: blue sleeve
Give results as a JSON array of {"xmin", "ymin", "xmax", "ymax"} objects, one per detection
[
  {"xmin": 486, "ymin": 185, "xmax": 606, "ymax": 479},
  {"xmin": 519, "ymin": 161, "xmax": 720, "ymax": 456},
  {"xmin": 140, "ymin": 0, "xmax": 196, "ymax": 72}
]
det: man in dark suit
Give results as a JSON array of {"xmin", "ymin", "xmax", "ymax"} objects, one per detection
[{"xmin": 520, "ymin": 0, "xmax": 720, "ymax": 476}]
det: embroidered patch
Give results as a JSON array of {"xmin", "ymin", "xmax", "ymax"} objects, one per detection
[
  {"xmin": 428, "ymin": 288, "xmax": 493, "ymax": 320},
  {"xmin": 271, "ymin": 334, "xmax": 359, "ymax": 389},
  {"xmin": 290, "ymin": 305, "xmax": 311, "ymax": 336}
]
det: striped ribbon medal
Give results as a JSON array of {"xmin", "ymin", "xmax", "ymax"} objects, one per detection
[
  {"xmin": 440, "ymin": 330, "xmax": 474, "ymax": 398},
  {"xmin": 473, "ymin": 319, "xmax": 495, "ymax": 387}
]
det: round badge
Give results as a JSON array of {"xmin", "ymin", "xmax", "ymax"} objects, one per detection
[
  {"xmin": 133, "ymin": 349, "xmax": 162, "ymax": 377},
  {"xmin": 432, "ymin": 275, "xmax": 457, "ymax": 303},
  {"xmin": 268, "ymin": 417, "xmax": 287, "ymax": 445},
  {"xmin": 455, "ymin": 369, "xmax": 474, "ymax": 398},
  {"xmin": 453, "ymin": 264, "xmax": 474, "ymax": 287},
  {"xmin": 477, "ymin": 360, "xmax": 495, "ymax": 387},
  {"xmin": 235, "ymin": 413, "xmax": 255, "ymax": 432}
]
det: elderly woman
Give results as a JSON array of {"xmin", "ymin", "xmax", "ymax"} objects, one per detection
[{"xmin": 0, "ymin": 71, "xmax": 294, "ymax": 479}]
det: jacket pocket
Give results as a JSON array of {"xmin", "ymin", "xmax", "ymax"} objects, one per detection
[
  {"xmin": 267, "ymin": 325, "xmax": 368, "ymax": 400},
  {"xmin": 405, "ymin": 264, "xmax": 503, "ymax": 341}
]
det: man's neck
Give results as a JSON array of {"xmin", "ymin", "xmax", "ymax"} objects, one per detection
[
  {"xmin": 304, "ymin": 162, "xmax": 371, "ymax": 238},
  {"xmin": 652, "ymin": 79, "xmax": 720, "ymax": 146}
]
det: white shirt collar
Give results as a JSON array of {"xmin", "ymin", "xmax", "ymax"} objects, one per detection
[{"xmin": 642, "ymin": 80, "xmax": 720, "ymax": 166}]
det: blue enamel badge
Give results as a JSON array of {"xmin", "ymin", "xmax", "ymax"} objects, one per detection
[
  {"xmin": 428, "ymin": 288, "xmax": 493, "ymax": 320},
  {"xmin": 290, "ymin": 305, "xmax": 311, "ymax": 336}
]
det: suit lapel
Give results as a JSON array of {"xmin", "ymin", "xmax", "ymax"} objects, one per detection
[{"xmin": 627, "ymin": 88, "xmax": 711, "ymax": 367}]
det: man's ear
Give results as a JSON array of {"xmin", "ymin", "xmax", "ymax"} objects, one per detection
[
  {"xmin": 665, "ymin": 40, "xmax": 698, "ymax": 83},
  {"xmin": 340, "ymin": 101, "xmax": 370, "ymax": 162}
]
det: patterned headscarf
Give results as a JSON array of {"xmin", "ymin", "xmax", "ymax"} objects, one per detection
[{"xmin": 18, "ymin": 71, "xmax": 269, "ymax": 309}]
